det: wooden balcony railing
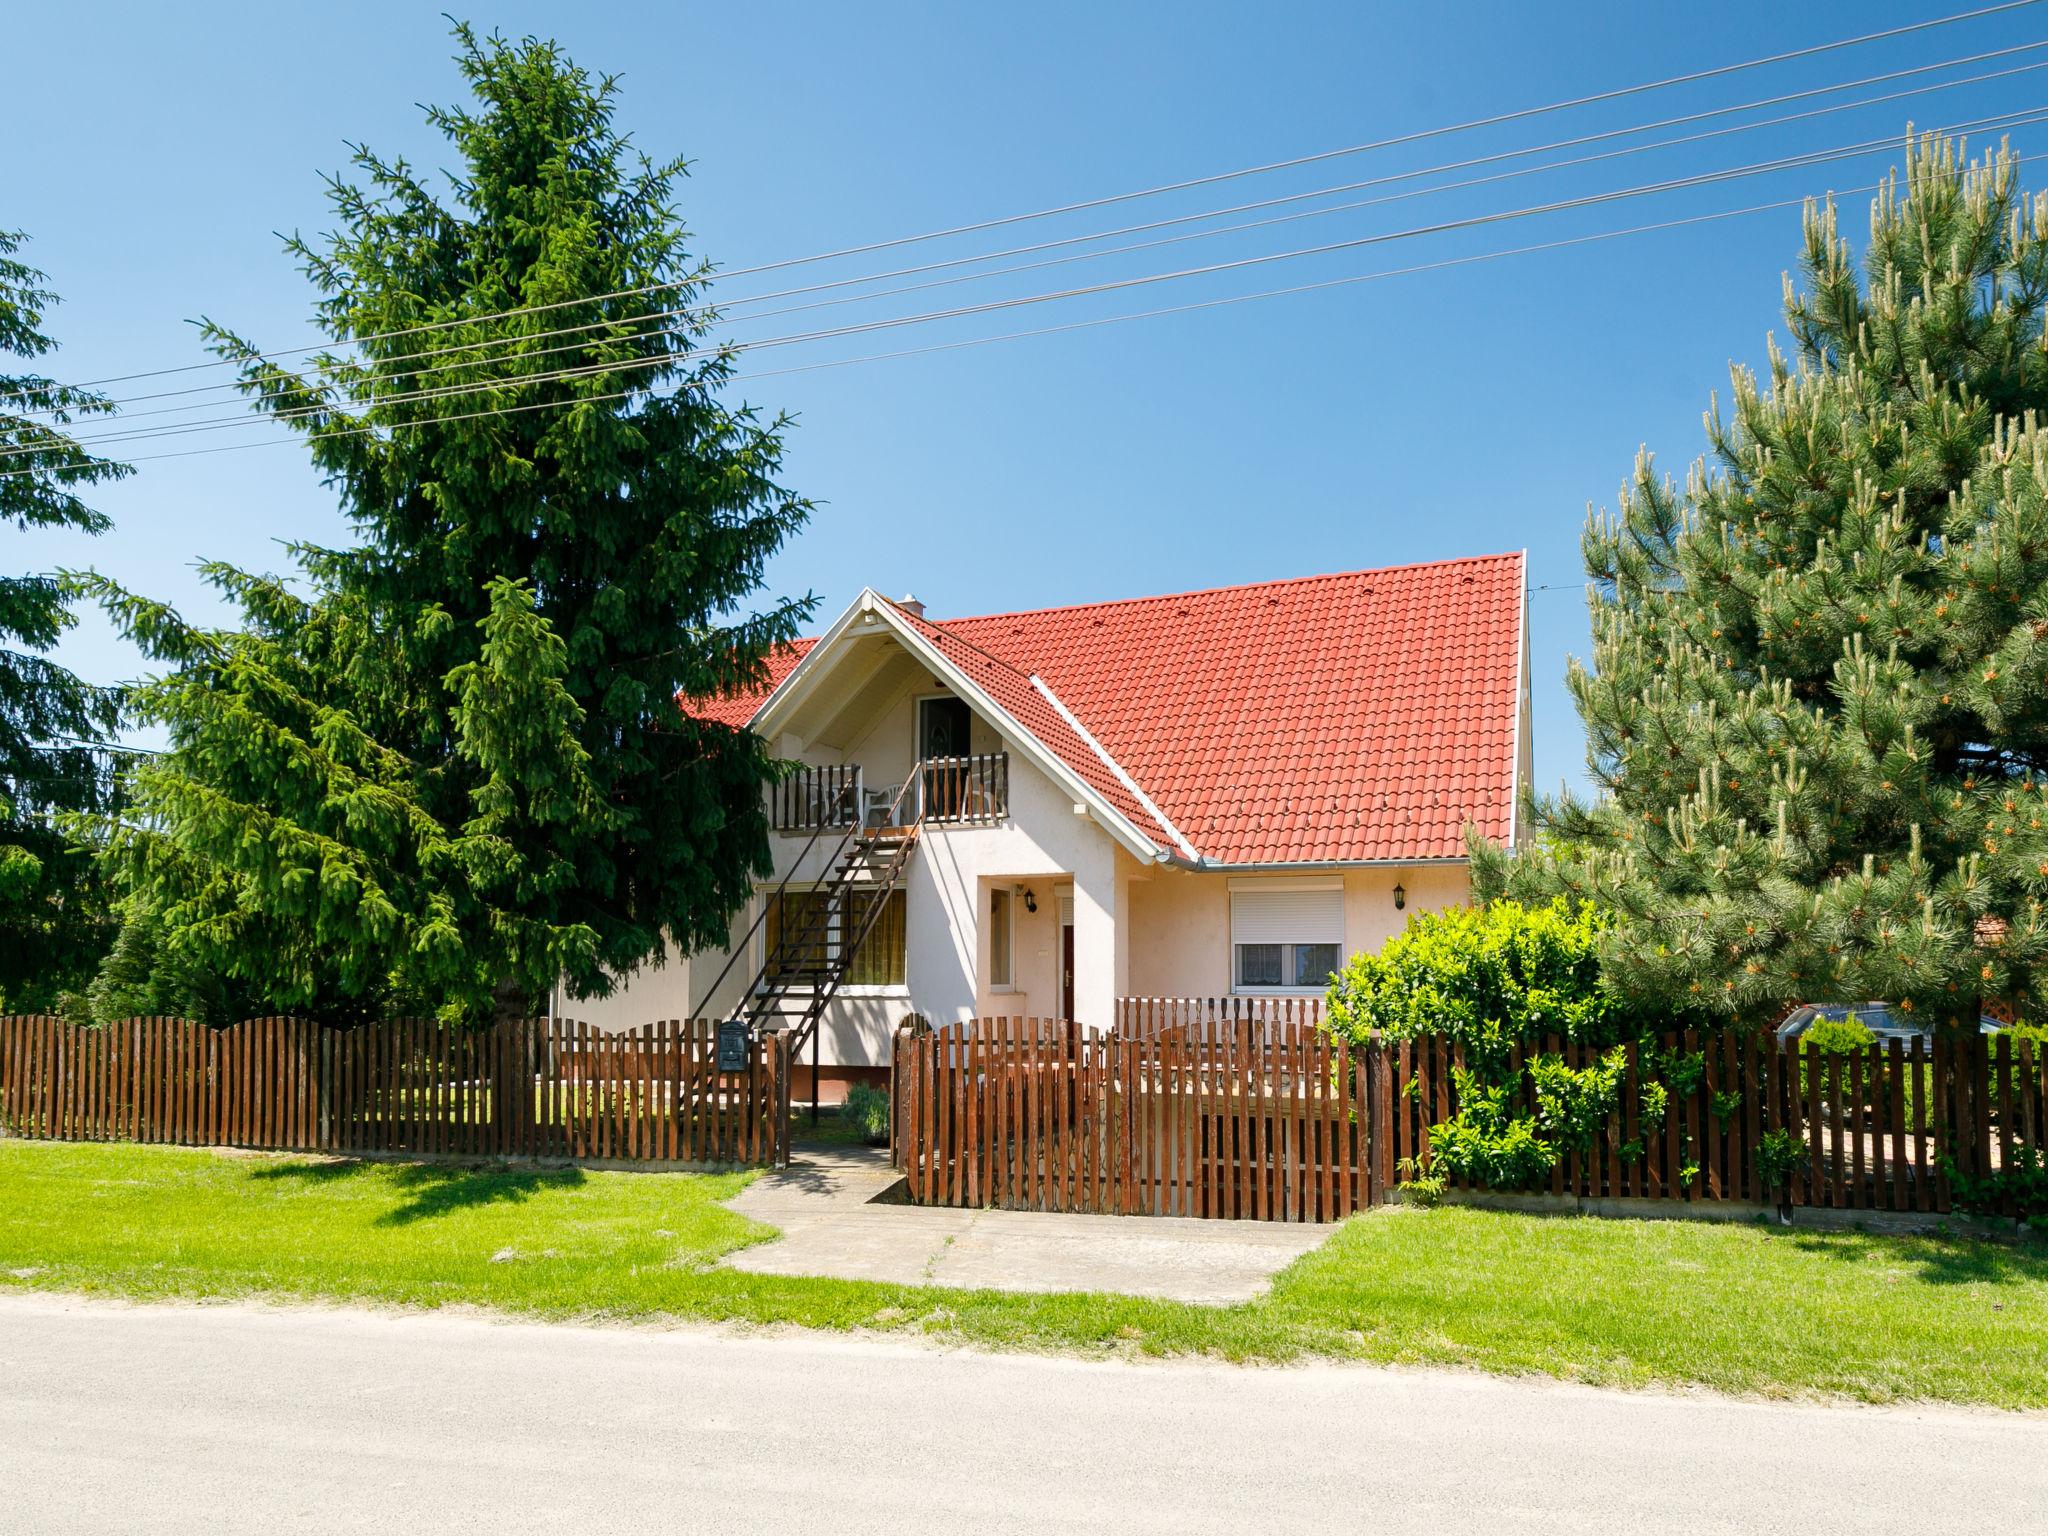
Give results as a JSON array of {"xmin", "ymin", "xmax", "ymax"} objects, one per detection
[
  {"xmin": 918, "ymin": 752, "xmax": 1007, "ymax": 825},
  {"xmin": 769, "ymin": 764, "xmax": 861, "ymax": 833},
  {"xmin": 769, "ymin": 753, "xmax": 1008, "ymax": 832}
]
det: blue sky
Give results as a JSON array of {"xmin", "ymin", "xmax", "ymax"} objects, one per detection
[{"xmin": 11, "ymin": 1, "xmax": 2048, "ymax": 795}]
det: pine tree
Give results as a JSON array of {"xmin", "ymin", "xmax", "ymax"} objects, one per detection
[
  {"xmin": 1475, "ymin": 134, "xmax": 2048, "ymax": 1031},
  {"xmin": 83, "ymin": 27, "xmax": 812, "ymax": 1023},
  {"xmin": 0, "ymin": 231, "xmax": 129, "ymax": 1010}
]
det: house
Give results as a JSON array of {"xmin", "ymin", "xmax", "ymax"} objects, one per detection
[{"xmin": 575, "ymin": 551, "xmax": 1531, "ymax": 1099}]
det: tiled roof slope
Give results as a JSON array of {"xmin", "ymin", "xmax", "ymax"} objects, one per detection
[
  {"xmin": 684, "ymin": 554, "xmax": 1524, "ymax": 865},
  {"xmin": 938, "ymin": 554, "xmax": 1524, "ymax": 863},
  {"xmin": 882, "ymin": 602, "xmax": 1184, "ymax": 850}
]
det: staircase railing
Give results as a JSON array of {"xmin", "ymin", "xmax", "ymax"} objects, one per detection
[
  {"xmin": 700, "ymin": 771, "xmax": 930, "ymax": 1122},
  {"xmin": 696, "ymin": 778, "xmax": 865, "ymax": 1012},
  {"xmin": 753, "ymin": 774, "xmax": 929, "ymax": 1122},
  {"xmin": 748, "ymin": 773, "xmax": 922, "ymax": 1019}
]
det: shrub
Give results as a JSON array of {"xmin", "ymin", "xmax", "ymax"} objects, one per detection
[
  {"xmin": 1755, "ymin": 1126, "xmax": 1803, "ymax": 1194},
  {"xmin": 1946, "ymin": 1142, "xmax": 2048, "ymax": 1222},
  {"xmin": 1326, "ymin": 901, "xmax": 1664, "ymax": 1192},
  {"xmin": 2005, "ymin": 1019, "xmax": 2048, "ymax": 1052},
  {"xmin": 1530, "ymin": 1045, "xmax": 1629, "ymax": 1152},
  {"xmin": 1797, "ymin": 1012, "xmax": 1876, "ymax": 1105},
  {"xmin": 1428, "ymin": 1075, "xmax": 1555, "ymax": 1190},
  {"xmin": 1799, "ymin": 1012, "xmax": 1877, "ymax": 1055},
  {"xmin": 842, "ymin": 1082, "xmax": 890, "ymax": 1145},
  {"xmin": 1324, "ymin": 899, "xmax": 1628, "ymax": 1075}
]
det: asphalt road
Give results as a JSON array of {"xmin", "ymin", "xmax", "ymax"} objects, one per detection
[{"xmin": 1, "ymin": 1294, "xmax": 2042, "ymax": 1534}]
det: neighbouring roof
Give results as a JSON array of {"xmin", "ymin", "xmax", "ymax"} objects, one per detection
[
  {"xmin": 688, "ymin": 639, "xmax": 816, "ymax": 729},
  {"xmin": 682, "ymin": 552, "xmax": 1526, "ymax": 865}
]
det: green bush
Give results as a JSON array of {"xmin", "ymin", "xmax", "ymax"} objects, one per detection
[
  {"xmin": 1799, "ymin": 1013, "xmax": 1877, "ymax": 1055},
  {"xmin": 1530, "ymin": 1045, "xmax": 1629, "ymax": 1151},
  {"xmin": 2005, "ymin": 1019, "xmax": 2048, "ymax": 1052},
  {"xmin": 842, "ymin": 1082, "xmax": 890, "ymax": 1145},
  {"xmin": 1327, "ymin": 901, "xmax": 1658, "ymax": 1193},
  {"xmin": 1797, "ymin": 1012, "xmax": 1876, "ymax": 1106},
  {"xmin": 1325, "ymin": 899, "xmax": 1627, "ymax": 1075},
  {"xmin": 1947, "ymin": 1142, "xmax": 2048, "ymax": 1222},
  {"xmin": 1428, "ymin": 1071, "xmax": 1556, "ymax": 1189},
  {"xmin": 1755, "ymin": 1126, "xmax": 1803, "ymax": 1194}
]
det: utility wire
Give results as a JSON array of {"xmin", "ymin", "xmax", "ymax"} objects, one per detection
[
  {"xmin": 40, "ymin": 42, "xmax": 2048, "ymax": 430},
  {"xmin": 19, "ymin": 104, "xmax": 2044, "ymax": 462},
  {"xmin": 1, "ymin": 146, "xmax": 2011, "ymax": 485},
  {"xmin": 49, "ymin": 0, "xmax": 2045, "ymax": 394}
]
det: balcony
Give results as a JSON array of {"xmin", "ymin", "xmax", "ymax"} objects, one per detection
[{"xmin": 770, "ymin": 754, "xmax": 1009, "ymax": 833}]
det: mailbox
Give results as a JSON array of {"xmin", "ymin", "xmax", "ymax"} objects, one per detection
[{"xmin": 716, "ymin": 1018, "xmax": 751, "ymax": 1074}]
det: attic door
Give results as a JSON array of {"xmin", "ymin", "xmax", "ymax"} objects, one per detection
[
  {"xmin": 918, "ymin": 696, "xmax": 973, "ymax": 818},
  {"xmin": 918, "ymin": 695, "xmax": 971, "ymax": 758}
]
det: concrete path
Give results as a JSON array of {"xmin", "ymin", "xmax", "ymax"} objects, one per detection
[
  {"xmin": 3, "ymin": 1294, "xmax": 2043, "ymax": 1535},
  {"xmin": 723, "ymin": 1144, "xmax": 1329, "ymax": 1304}
]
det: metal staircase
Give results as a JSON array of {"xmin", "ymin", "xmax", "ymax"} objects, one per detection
[{"xmin": 702, "ymin": 774, "xmax": 926, "ymax": 1117}]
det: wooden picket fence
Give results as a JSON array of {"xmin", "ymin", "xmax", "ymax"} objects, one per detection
[
  {"xmin": 894, "ymin": 1017, "xmax": 2046, "ymax": 1223},
  {"xmin": 1383, "ymin": 1029, "xmax": 2034, "ymax": 1213},
  {"xmin": 892, "ymin": 1018, "xmax": 1385, "ymax": 1221},
  {"xmin": 0, "ymin": 1015, "xmax": 791, "ymax": 1168}
]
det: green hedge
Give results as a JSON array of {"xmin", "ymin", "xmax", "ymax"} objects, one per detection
[
  {"xmin": 1325, "ymin": 898, "xmax": 1629, "ymax": 1073},
  {"xmin": 1325, "ymin": 899, "xmax": 1685, "ymax": 1192}
]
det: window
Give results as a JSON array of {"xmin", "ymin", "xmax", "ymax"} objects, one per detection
[
  {"xmin": 764, "ymin": 891, "xmax": 832, "ymax": 981},
  {"xmin": 989, "ymin": 886, "xmax": 1013, "ymax": 988},
  {"xmin": 844, "ymin": 889, "xmax": 907, "ymax": 987},
  {"xmin": 763, "ymin": 888, "xmax": 907, "ymax": 988},
  {"xmin": 1230, "ymin": 880, "xmax": 1344, "ymax": 993}
]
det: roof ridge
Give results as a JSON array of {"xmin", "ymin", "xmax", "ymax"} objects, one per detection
[
  {"xmin": 877, "ymin": 594, "xmax": 1036, "ymax": 678},
  {"xmin": 923, "ymin": 550, "xmax": 1524, "ymax": 627}
]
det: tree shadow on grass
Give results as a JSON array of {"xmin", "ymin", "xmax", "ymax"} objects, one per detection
[
  {"xmin": 1771, "ymin": 1223, "xmax": 2048, "ymax": 1285},
  {"xmin": 250, "ymin": 1158, "xmax": 586, "ymax": 1226}
]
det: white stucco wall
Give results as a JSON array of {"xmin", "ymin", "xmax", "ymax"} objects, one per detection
[
  {"xmin": 910, "ymin": 741, "xmax": 1122, "ymax": 1033},
  {"xmin": 1122, "ymin": 861, "xmax": 1472, "ymax": 998}
]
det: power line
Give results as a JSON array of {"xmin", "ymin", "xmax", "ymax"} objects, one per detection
[
  {"xmin": 18, "ymin": 104, "xmax": 2043, "ymax": 463},
  {"xmin": 49, "ymin": 0, "xmax": 2045, "ymax": 395},
  {"xmin": 41, "ymin": 42, "xmax": 2048, "ymax": 431},
  {"xmin": 0, "ymin": 155, "xmax": 1989, "ymax": 484}
]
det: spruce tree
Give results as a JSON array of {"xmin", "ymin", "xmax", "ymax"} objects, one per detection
[
  {"xmin": 0, "ymin": 231, "xmax": 128, "ymax": 1010},
  {"xmin": 1476, "ymin": 134, "xmax": 2048, "ymax": 1031},
  {"xmin": 83, "ymin": 27, "xmax": 812, "ymax": 1023}
]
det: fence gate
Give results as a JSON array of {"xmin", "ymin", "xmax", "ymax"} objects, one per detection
[{"xmin": 891, "ymin": 1019, "xmax": 1384, "ymax": 1221}]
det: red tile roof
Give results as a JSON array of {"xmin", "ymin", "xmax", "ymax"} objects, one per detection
[
  {"xmin": 885, "ymin": 603, "xmax": 1183, "ymax": 849},
  {"xmin": 684, "ymin": 553, "xmax": 1525, "ymax": 865}
]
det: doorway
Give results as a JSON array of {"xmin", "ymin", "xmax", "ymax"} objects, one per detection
[
  {"xmin": 918, "ymin": 695, "xmax": 972, "ymax": 818},
  {"xmin": 1060, "ymin": 919, "xmax": 1075, "ymax": 1022}
]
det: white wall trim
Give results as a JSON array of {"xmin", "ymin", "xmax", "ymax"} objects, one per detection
[{"xmin": 1029, "ymin": 674, "xmax": 1201, "ymax": 861}]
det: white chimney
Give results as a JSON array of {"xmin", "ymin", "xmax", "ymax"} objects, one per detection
[{"xmin": 896, "ymin": 593, "xmax": 926, "ymax": 619}]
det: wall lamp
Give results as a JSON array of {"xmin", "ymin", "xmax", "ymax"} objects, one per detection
[
  {"xmin": 1018, "ymin": 885, "xmax": 1038, "ymax": 914},
  {"xmin": 1392, "ymin": 882, "xmax": 1406, "ymax": 911}
]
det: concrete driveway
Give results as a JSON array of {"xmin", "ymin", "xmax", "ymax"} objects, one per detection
[
  {"xmin": 724, "ymin": 1145, "xmax": 1331, "ymax": 1304},
  {"xmin": 2, "ymin": 1294, "xmax": 2042, "ymax": 1534}
]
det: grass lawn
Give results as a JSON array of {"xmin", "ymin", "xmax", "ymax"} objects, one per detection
[{"xmin": 4, "ymin": 1140, "xmax": 2046, "ymax": 1407}]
